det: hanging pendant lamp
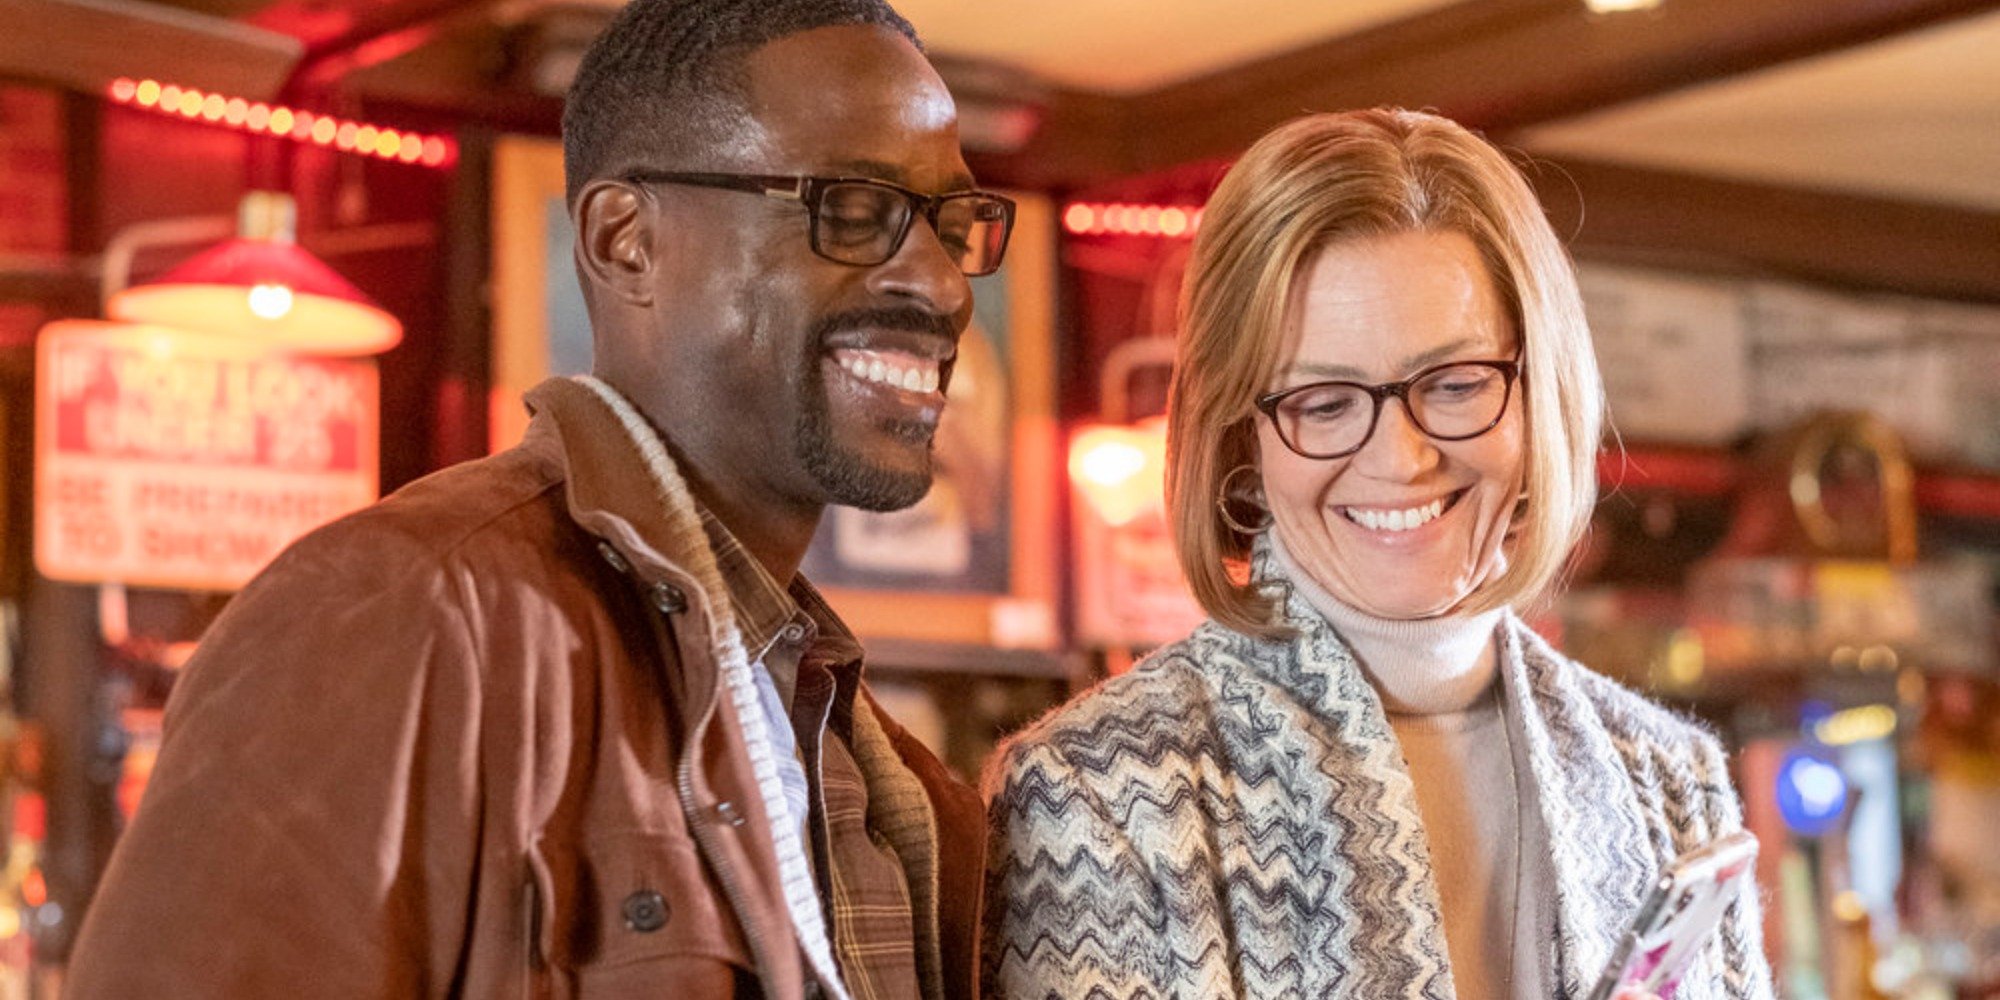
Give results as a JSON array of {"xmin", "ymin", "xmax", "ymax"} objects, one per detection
[{"xmin": 109, "ymin": 191, "xmax": 402, "ymax": 356}]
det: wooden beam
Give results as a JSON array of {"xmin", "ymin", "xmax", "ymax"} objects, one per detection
[
  {"xmin": 1528, "ymin": 156, "xmax": 2000, "ymax": 303},
  {"xmin": 250, "ymin": 0, "xmax": 476, "ymax": 49},
  {"xmin": 1010, "ymin": 0, "xmax": 1998, "ymax": 184},
  {"xmin": 269, "ymin": 0, "xmax": 496, "ymax": 92},
  {"xmin": 326, "ymin": 19, "xmax": 566, "ymax": 135},
  {"xmin": 0, "ymin": 0, "xmax": 300, "ymax": 99},
  {"xmin": 0, "ymin": 256, "xmax": 94, "ymax": 306},
  {"xmin": 965, "ymin": 89, "xmax": 1132, "ymax": 191},
  {"xmin": 362, "ymin": 89, "xmax": 563, "ymax": 138}
]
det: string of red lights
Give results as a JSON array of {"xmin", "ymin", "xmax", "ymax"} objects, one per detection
[
  {"xmin": 1062, "ymin": 202, "xmax": 1204, "ymax": 238},
  {"xmin": 105, "ymin": 78, "xmax": 457, "ymax": 169}
]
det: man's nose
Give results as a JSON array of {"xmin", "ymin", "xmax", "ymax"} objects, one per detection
[{"xmin": 865, "ymin": 218, "xmax": 972, "ymax": 319}]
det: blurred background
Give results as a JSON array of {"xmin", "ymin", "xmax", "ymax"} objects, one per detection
[{"xmin": 0, "ymin": 0, "xmax": 1996, "ymax": 995}]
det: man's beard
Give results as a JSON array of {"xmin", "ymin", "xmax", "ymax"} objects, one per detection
[
  {"xmin": 794, "ymin": 306, "xmax": 955, "ymax": 512},
  {"xmin": 795, "ymin": 388, "xmax": 935, "ymax": 511}
]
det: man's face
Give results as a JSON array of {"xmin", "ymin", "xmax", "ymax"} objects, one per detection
[{"xmin": 638, "ymin": 24, "xmax": 977, "ymax": 515}]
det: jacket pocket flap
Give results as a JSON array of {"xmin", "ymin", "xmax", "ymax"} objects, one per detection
[{"xmin": 532, "ymin": 829, "xmax": 754, "ymax": 973}]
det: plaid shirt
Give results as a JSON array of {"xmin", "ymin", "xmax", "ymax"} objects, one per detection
[{"xmin": 701, "ymin": 511, "xmax": 933, "ymax": 999}]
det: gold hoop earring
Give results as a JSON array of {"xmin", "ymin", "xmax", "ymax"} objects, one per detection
[
  {"xmin": 1511, "ymin": 488, "xmax": 1530, "ymax": 521},
  {"xmin": 1216, "ymin": 464, "xmax": 1272, "ymax": 535}
]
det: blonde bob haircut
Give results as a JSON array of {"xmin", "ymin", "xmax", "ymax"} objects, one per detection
[{"xmin": 1168, "ymin": 108, "xmax": 1605, "ymax": 637}]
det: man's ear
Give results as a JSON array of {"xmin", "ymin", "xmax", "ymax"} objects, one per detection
[{"xmin": 574, "ymin": 179, "xmax": 655, "ymax": 306}]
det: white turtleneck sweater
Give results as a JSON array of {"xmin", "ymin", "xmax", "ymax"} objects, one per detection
[{"xmin": 1272, "ymin": 534, "xmax": 1550, "ymax": 1000}]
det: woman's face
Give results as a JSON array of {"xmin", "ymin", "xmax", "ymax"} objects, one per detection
[{"xmin": 1255, "ymin": 229, "xmax": 1526, "ymax": 620}]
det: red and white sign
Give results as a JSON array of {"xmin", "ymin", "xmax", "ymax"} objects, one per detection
[{"xmin": 34, "ymin": 321, "xmax": 378, "ymax": 590}]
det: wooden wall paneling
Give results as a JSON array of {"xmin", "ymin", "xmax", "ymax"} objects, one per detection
[{"xmin": 433, "ymin": 125, "xmax": 492, "ymax": 469}]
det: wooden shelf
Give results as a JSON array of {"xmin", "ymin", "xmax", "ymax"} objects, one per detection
[
  {"xmin": 1599, "ymin": 446, "xmax": 1741, "ymax": 498},
  {"xmin": 1599, "ymin": 445, "xmax": 2000, "ymax": 521},
  {"xmin": 1912, "ymin": 469, "xmax": 2000, "ymax": 521}
]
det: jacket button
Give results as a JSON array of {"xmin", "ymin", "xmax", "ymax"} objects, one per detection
[
  {"xmin": 714, "ymin": 800, "xmax": 745, "ymax": 827},
  {"xmin": 650, "ymin": 581, "xmax": 687, "ymax": 615},
  {"xmin": 622, "ymin": 889, "xmax": 668, "ymax": 932},
  {"xmin": 596, "ymin": 541, "xmax": 630, "ymax": 575}
]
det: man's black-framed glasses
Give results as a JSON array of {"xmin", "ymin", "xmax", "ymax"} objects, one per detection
[
  {"xmin": 1254, "ymin": 359, "xmax": 1521, "ymax": 460},
  {"xmin": 625, "ymin": 171, "xmax": 1016, "ymax": 276}
]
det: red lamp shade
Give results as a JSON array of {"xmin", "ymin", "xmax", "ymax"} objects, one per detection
[
  {"xmin": 1069, "ymin": 416, "xmax": 1169, "ymax": 528},
  {"xmin": 109, "ymin": 193, "xmax": 403, "ymax": 356}
]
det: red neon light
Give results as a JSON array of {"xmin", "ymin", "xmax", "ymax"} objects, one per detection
[
  {"xmin": 105, "ymin": 78, "xmax": 457, "ymax": 170},
  {"xmin": 1062, "ymin": 202, "xmax": 1204, "ymax": 239}
]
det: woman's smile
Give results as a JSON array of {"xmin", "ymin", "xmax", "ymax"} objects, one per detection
[{"xmin": 1334, "ymin": 487, "xmax": 1466, "ymax": 534}]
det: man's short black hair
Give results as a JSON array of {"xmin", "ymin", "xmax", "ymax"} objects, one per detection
[{"xmin": 561, "ymin": 0, "xmax": 921, "ymax": 203}]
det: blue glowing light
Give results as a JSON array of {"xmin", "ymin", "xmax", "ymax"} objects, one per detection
[{"xmin": 1776, "ymin": 749, "xmax": 1849, "ymax": 837}]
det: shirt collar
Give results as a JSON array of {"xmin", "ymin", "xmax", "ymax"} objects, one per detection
[
  {"xmin": 695, "ymin": 506, "xmax": 863, "ymax": 670},
  {"xmin": 696, "ymin": 506, "xmax": 800, "ymax": 662},
  {"xmin": 789, "ymin": 574, "xmax": 864, "ymax": 672}
]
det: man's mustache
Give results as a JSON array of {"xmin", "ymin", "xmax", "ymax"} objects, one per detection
[{"xmin": 812, "ymin": 306, "xmax": 960, "ymax": 342}]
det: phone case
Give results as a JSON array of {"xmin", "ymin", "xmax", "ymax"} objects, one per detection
[{"xmin": 1585, "ymin": 831, "xmax": 1759, "ymax": 1000}]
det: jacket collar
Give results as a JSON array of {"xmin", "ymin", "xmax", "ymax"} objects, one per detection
[
  {"xmin": 522, "ymin": 375, "xmax": 978, "ymax": 1000},
  {"xmin": 522, "ymin": 376, "xmax": 724, "ymax": 598},
  {"xmin": 525, "ymin": 377, "xmax": 865, "ymax": 668},
  {"xmin": 522, "ymin": 375, "xmax": 859, "ymax": 998}
]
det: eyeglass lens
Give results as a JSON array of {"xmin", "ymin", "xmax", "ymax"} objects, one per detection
[
  {"xmin": 814, "ymin": 182, "xmax": 1011, "ymax": 275},
  {"xmin": 1273, "ymin": 363, "xmax": 1512, "ymax": 458}
]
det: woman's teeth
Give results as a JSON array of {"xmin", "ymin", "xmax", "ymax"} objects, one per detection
[
  {"xmin": 1344, "ymin": 497, "xmax": 1446, "ymax": 532},
  {"xmin": 841, "ymin": 354, "xmax": 940, "ymax": 394}
]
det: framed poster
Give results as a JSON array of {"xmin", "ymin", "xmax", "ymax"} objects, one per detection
[{"xmin": 489, "ymin": 136, "xmax": 1059, "ymax": 649}]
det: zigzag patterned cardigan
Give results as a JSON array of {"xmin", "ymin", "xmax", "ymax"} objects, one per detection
[{"xmin": 983, "ymin": 563, "xmax": 1775, "ymax": 999}]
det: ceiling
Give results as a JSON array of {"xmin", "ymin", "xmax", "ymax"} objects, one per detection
[
  {"xmin": 11, "ymin": 0, "xmax": 1997, "ymax": 242},
  {"xmin": 890, "ymin": 0, "xmax": 2000, "ymax": 212},
  {"xmin": 1518, "ymin": 8, "xmax": 2000, "ymax": 211},
  {"xmin": 4, "ymin": 0, "xmax": 1993, "ymax": 375},
  {"xmin": 894, "ymin": 0, "xmax": 1466, "ymax": 95}
]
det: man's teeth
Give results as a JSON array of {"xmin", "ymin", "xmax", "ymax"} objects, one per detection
[
  {"xmin": 1345, "ymin": 498, "xmax": 1446, "ymax": 532},
  {"xmin": 843, "ymin": 354, "xmax": 940, "ymax": 393}
]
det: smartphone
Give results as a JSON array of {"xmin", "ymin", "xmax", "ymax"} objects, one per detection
[{"xmin": 1585, "ymin": 831, "xmax": 1759, "ymax": 1000}]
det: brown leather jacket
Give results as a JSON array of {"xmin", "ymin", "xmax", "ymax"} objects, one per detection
[{"xmin": 65, "ymin": 377, "xmax": 986, "ymax": 998}]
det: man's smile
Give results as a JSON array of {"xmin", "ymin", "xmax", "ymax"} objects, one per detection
[{"xmin": 832, "ymin": 347, "xmax": 942, "ymax": 394}]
